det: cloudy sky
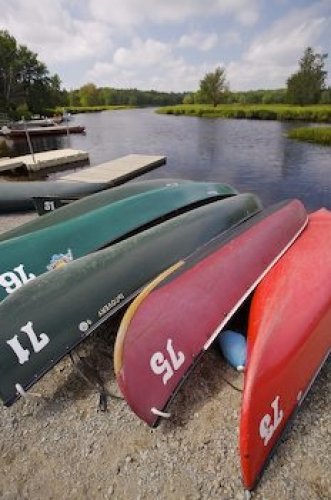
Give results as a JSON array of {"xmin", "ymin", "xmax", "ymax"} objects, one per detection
[{"xmin": 1, "ymin": 0, "xmax": 330, "ymax": 92}]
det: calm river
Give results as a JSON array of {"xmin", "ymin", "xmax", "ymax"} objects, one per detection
[{"xmin": 2, "ymin": 108, "xmax": 330, "ymax": 211}]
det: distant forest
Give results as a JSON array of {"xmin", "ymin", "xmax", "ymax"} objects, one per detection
[
  {"xmin": 1, "ymin": 29, "xmax": 330, "ymax": 118},
  {"xmin": 68, "ymin": 84, "xmax": 186, "ymax": 108},
  {"xmin": 67, "ymin": 85, "xmax": 291, "ymax": 109}
]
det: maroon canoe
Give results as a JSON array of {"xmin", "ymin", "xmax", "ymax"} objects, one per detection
[
  {"xmin": 114, "ymin": 199, "xmax": 308, "ymax": 427},
  {"xmin": 240, "ymin": 208, "xmax": 331, "ymax": 490}
]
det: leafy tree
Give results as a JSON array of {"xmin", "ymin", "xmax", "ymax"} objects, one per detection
[
  {"xmin": 199, "ymin": 66, "xmax": 228, "ymax": 107},
  {"xmin": 0, "ymin": 30, "xmax": 65, "ymax": 116},
  {"xmin": 79, "ymin": 83, "xmax": 100, "ymax": 106},
  {"xmin": 320, "ymin": 87, "xmax": 331, "ymax": 104},
  {"xmin": 287, "ymin": 47, "xmax": 328, "ymax": 105},
  {"xmin": 182, "ymin": 93, "xmax": 194, "ymax": 104},
  {"xmin": 0, "ymin": 30, "xmax": 18, "ymax": 111}
]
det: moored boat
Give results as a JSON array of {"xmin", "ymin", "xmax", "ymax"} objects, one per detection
[
  {"xmin": 0, "ymin": 182, "xmax": 240, "ymax": 302},
  {"xmin": 114, "ymin": 199, "xmax": 308, "ymax": 427},
  {"xmin": 0, "ymin": 193, "xmax": 262, "ymax": 406},
  {"xmin": 1, "ymin": 124, "xmax": 85, "ymax": 138},
  {"xmin": 240, "ymin": 208, "xmax": 331, "ymax": 490}
]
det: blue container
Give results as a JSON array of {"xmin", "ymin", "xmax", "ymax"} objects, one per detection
[{"xmin": 217, "ymin": 330, "xmax": 247, "ymax": 371}]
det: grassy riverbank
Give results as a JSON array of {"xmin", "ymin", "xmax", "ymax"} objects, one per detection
[
  {"xmin": 288, "ymin": 126, "xmax": 331, "ymax": 145},
  {"xmin": 157, "ymin": 104, "xmax": 331, "ymax": 123},
  {"xmin": 50, "ymin": 105, "xmax": 133, "ymax": 115}
]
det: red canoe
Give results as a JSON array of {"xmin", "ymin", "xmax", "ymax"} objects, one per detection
[
  {"xmin": 240, "ymin": 208, "xmax": 331, "ymax": 490},
  {"xmin": 114, "ymin": 199, "xmax": 307, "ymax": 427}
]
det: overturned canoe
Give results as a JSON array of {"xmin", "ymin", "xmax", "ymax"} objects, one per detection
[
  {"xmin": 114, "ymin": 200, "xmax": 307, "ymax": 427},
  {"xmin": 0, "ymin": 182, "xmax": 237, "ymax": 302},
  {"xmin": 0, "ymin": 154, "xmax": 168, "ymax": 213},
  {"xmin": 0, "ymin": 193, "xmax": 262, "ymax": 406},
  {"xmin": 240, "ymin": 208, "xmax": 331, "ymax": 491},
  {"xmin": 0, "ymin": 179, "xmax": 204, "ymax": 242},
  {"xmin": 0, "ymin": 179, "xmax": 107, "ymax": 213}
]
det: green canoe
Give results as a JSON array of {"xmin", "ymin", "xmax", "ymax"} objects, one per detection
[
  {"xmin": 0, "ymin": 182, "xmax": 237, "ymax": 302},
  {"xmin": 0, "ymin": 180, "xmax": 107, "ymax": 213},
  {"xmin": 0, "ymin": 179, "xmax": 203, "ymax": 242},
  {"xmin": 0, "ymin": 193, "xmax": 262, "ymax": 406}
]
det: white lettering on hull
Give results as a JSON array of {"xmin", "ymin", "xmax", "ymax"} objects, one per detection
[
  {"xmin": 6, "ymin": 321, "xmax": 50, "ymax": 365},
  {"xmin": 0, "ymin": 264, "xmax": 36, "ymax": 295}
]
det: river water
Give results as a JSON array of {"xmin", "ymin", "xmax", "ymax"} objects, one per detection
[{"xmin": 1, "ymin": 108, "xmax": 330, "ymax": 211}]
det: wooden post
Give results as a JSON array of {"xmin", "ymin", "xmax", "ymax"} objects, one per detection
[{"xmin": 23, "ymin": 118, "xmax": 36, "ymax": 164}]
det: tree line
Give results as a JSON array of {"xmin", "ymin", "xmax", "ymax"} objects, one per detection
[
  {"xmin": 69, "ymin": 84, "xmax": 185, "ymax": 108},
  {"xmin": 0, "ymin": 29, "xmax": 330, "ymax": 119},
  {"xmin": 193, "ymin": 47, "xmax": 330, "ymax": 107}
]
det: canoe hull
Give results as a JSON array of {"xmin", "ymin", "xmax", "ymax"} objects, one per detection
[
  {"xmin": 240, "ymin": 209, "xmax": 331, "ymax": 490},
  {"xmin": 0, "ymin": 182, "xmax": 237, "ymax": 302},
  {"xmin": 0, "ymin": 194, "xmax": 261, "ymax": 406},
  {"xmin": 0, "ymin": 180, "xmax": 107, "ymax": 213},
  {"xmin": 115, "ymin": 200, "xmax": 308, "ymax": 427},
  {"xmin": 0, "ymin": 179, "xmax": 199, "ymax": 241}
]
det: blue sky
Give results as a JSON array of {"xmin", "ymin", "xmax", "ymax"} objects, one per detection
[{"xmin": 1, "ymin": 0, "xmax": 330, "ymax": 92}]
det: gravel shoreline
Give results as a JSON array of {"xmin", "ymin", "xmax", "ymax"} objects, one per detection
[{"xmin": 0, "ymin": 212, "xmax": 330, "ymax": 500}]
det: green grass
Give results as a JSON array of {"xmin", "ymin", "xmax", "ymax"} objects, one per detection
[
  {"xmin": 49, "ymin": 105, "xmax": 133, "ymax": 115},
  {"xmin": 156, "ymin": 104, "xmax": 331, "ymax": 123},
  {"xmin": 287, "ymin": 126, "xmax": 331, "ymax": 145}
]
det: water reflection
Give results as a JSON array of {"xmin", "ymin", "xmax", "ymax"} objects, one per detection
[{"xmin": 0, "ymin": 108, "xmax": 330, "ymax": 210}]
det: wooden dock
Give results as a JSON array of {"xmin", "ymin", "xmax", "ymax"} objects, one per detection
[
  {"xmin": 0, "ymin": 149, "xmax": 89, "ymax": 173},
  {"xmin": 58, "ymin": 154, "xmax": 167, "ymax": 185}
]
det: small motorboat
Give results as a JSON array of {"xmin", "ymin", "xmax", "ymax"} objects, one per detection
[{"xmin": 1, "ymin": 124, "xmax": 85, "ymax": 138}]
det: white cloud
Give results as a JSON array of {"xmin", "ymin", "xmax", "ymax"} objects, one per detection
[
  {"xmin": 178, "ymin": 32, "xmax": 219, "ymax": 52},
  {"xmin": 88, "ymin": 0, "xmax": 259, "ymax": 27},
  {"xmin": 114, "ymin": 38, "xmax": 171, "ymax": 68},
  {"xmin": 0, "ymin": 0, "xmax": 328, "ymax": 91},
  {"xmin": 86, "ymin": 38, "xmax": 221, "ymax": 91},
  {"xmin": 0, "ymin": 0, "xmax": 112, "ymax": 63},
  {"xmin": 227, "ymin": 6, "xmax": 330, "ymax": 90}
]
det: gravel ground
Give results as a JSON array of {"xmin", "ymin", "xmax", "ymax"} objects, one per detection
[{"xmin": 0, "ymin": 212, "xmax": 330, "ymax": 500}]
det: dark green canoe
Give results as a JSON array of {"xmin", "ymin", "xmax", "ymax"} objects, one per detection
[
  {"xmin": 0, "ymin": 182, "xmax": 237, "ymax": 302},
  {"xmin": 0, "ymin": 180, "xmax": 107, "ymax": 213},
  {"xmin": 0, "ymin": 179, "xmax": 203, "ymax": 242},
  {"xmin": 0, "ymin": 193, "xmax": 262, "ymax": 406}
]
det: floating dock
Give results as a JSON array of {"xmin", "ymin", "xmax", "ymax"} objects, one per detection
[
  {"xmin": 58, "ymin": 154, "xmax": 167, "ymax": 185},
  {"xmin": 0, "ymin": 149, "xmax": 89, "ymax": 174}
]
